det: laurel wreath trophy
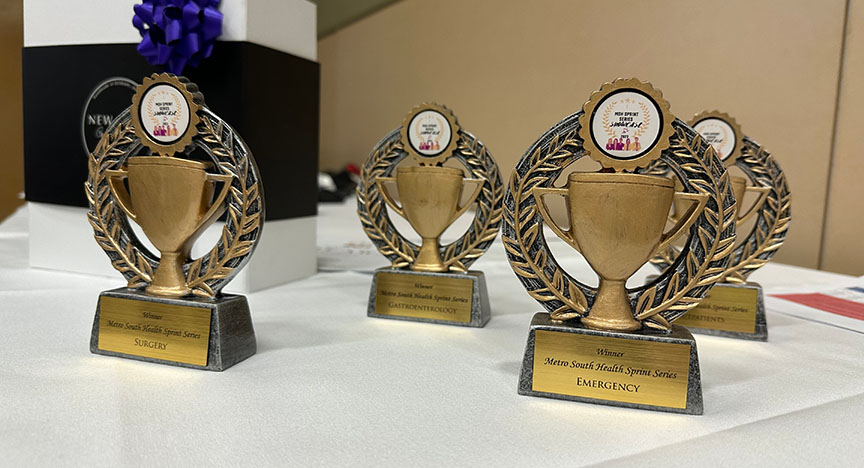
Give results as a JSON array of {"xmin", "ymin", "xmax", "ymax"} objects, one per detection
[
  {"xmin": 503, "ymin": 78, "xmax": 737, "ymax": 414},
  {"xmin": 86, "ymin": 73, "xmax": 264, "ymax": 371},
  {"xmin": 357, "ymin": 103, "xmax": 503, "ymax": 327},
  {"xmin": 648, "ymin": 111, "xmax": 791, "ymax": 341}
]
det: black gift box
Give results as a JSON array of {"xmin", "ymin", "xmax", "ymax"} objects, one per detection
[{"xmin": 22, "ymin": 41, "xmax": 319, "ymax": 221}]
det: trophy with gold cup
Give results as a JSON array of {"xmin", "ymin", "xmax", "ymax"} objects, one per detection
[
  {"xmin": 85, "ymin": 73, "xmax": 263, "ymax": 371},
  {"xmin": 503, "ymin": 79, "xmax": 737, "ymax": 414},
  {"xmin": 649, "ymin": 111, "xmax": 791, "ymax": 341},
  {"xmin": 357, "ymin": 104, "xmax": 503, "ymax": 327}
]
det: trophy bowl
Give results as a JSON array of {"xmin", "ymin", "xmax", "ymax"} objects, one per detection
[
  {"xmin": 378, "ymin": 165, "xmax": 482, "ymax": 272},
  {"xmin": 534, "ymin": 172, "xmax": 706, "ymax": 331},
  {"xmin": 106, "ymin": 156, "xmax": 232, "ymax": 296}
]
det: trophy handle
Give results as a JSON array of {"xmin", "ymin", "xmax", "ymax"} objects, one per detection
[
  {"xmin": 657, "ymin": 192, "xmax": 709, "ymax": 253},
  {"xmin": 197, "ymin": 173, "xmax": 234, "ymax": 230},
  {"xmin": 448, "ymin": 178, "xmax": 484, "ymax": 225},
  {"xmin": 737, "ymin": 186, "xmax": 770, "ymax": 225},
  {"xmin": 104, "ymin": 169, "xmax": 137, "ymax": 222},
  {"xmin": 375, "ymin": 177, "xmax": 405, "ymax": 218},
  {"xmin": 532, "ymin": 186, "xmax": 580, "ymax": 252}
]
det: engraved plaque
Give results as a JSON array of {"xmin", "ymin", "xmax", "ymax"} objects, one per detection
[
  {"xmin": 374, "ymin": 272, "xmax": 473, "ymax": 323},
  {"xmin": 531, "ymin": 330, "xmax": 692, "ymax": 409},
  {"xmin": 675, "ymin": 285, "xmax": 758, "ymax": 334},
  {"xmin": 97, "ymin": 296, "xmax": 211, "ymax": 366}
]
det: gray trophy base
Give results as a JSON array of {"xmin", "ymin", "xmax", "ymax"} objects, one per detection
[
  {"xmin": 90, "ymin": 287, "xmax": 256, "ymax": 371},
  {"xmin": 687, "ymin": 282, "xmax": 768, "ymax": 342},
  {"xmin": 647, "ymin": 276, "xmax": 768, "ymax": 342},
  {"xmin": 518, "ymin": 313, "xmax": 704, "ymax": 415},
  {"xmin": 367, "ymin": 268, "xmax": 491, "ymax": 328}
]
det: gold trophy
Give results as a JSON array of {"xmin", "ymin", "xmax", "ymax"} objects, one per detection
[
  {"xmin": 357, "ymin": 103, "xmax": 503, "ymax": 327},
  {"xmin": 503, "ymin": 79, "xmax": 737, "ymax": 414},
  {"xmin": 85, "ymin": 73, "xmax": 264, "ymax": 371},
  {"xmin": 651, "ymin": 111, "xmax": 791, "ymax": 341}
]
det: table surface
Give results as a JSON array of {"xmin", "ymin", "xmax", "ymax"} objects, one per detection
[{"xmin": 2, "ymin": 199, "xmax": 862, "ymax": 467}]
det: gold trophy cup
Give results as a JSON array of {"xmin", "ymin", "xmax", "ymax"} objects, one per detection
[
  {"xmin": 105, "ymin": 156, "xmax": 232, "ymax": 297},
  {"xmin": 376, "ymin": 165, "xmax": 483, "ymax": 272},
  {"xmin": 534, "ymin": 172, "xmax": 707, "ymax": 331},
  {"xmin": 507, "ymin": 78, "xmax": 736, "ymax": 414},
  {"xmin": 358, "ymin": 103, "xmax": 503, "ymax": 327},
  {"xmin": 87, "ymin": 73, "xmax": 263, "ymax": 371}
]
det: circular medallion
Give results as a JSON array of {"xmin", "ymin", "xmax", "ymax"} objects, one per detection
[
  {"xmin": 138, "ymin": 83, "xmax": 191, "ymax": 145},
  {"xmin": 399, "ymin": 103, "xmax": 461, "ymax": 165},
  {"xmin": 689, "ymin": 111, "xmax": 744, "ymax": 164},
  {"xmin": 81, "ymin": 77, "xmax": 137, "ymax": 154},
  {"xmin": 590, "ymin": 89, "xmax": 662, "ymax": 160},
  {"xmin": 578, "ymin": 78, "xmax": 675, "ymax": 171},
  {"xmin": 407, "ymin": 109, "xmax": 452, "ymax": 157},
  {"xmin": 130, "ymin": 73, "xmax": 202, "ymax": 156}
]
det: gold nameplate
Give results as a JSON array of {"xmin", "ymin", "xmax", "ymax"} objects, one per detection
[
  {"xmin": 532, "ymin": 330, "xmax": 691, "ymax": 409},
  {"xmin": 97, "ymin": 296, "xmax": 211, "ymax": 366},
  {"xmin": 675, "ymin": 285, "xmax": 758, "ymax": 334},
  {"xmin": 374, "ymin": 272, "xmax": 473, "ymax": 323}
]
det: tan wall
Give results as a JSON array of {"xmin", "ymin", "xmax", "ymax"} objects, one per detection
[
  {"xmin": 318, "ymin": 0, "xmax": 850, "ymax": 271},
  {"xmin": 823, "ymin": 0, "xmax": 864, "ymax": 275},
  {"xmin": 0, "ymin": 0, "xmax": 24, "ymax": 220}
]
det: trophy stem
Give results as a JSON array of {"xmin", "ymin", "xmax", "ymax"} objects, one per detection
[
  {"xmin": 146, "ymin": 251, "xmax": 191, "ymax": 297},
  {"xmin": 581, "ymin": 279, "xmax": 641, "ymax": 332},
  {"xmin": 412, "ymin": 237, "xmax": 447, "ymax": 272}
]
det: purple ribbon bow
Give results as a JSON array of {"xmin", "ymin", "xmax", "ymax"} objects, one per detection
[{"xmin": 133, "ymin": 0, "xmax": 223, "ymax": 75}]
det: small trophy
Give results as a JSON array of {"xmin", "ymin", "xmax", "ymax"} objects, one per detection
[
  {"xmin": 503, "ymin": 79, "xmax": 737, "ymax": 414},
  {"xmin": 649, "ymin": 111, "xmax": 791, "ymax": 341},
  {"xmin": 357, "ymin": 103, "xmax": 503, "ymax": 327},
  {"xmin": 85, "ymin": 73, "xmax": 264, "ymax": 371}
]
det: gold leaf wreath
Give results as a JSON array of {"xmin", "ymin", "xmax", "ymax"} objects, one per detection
[
  {"xmin": 722, "ymin": 144, "xmax": 790, "ymax": 282},
  {"xmin": 503, "ymin": 126, "xmax": 736, "ymax": 330},
  {"xmin": 85, "ymin": 113, "xmax": 261, "ymax": 298},
  {"xmin": 184, "ymin": 114, "xmax": 262, "ymax": 297},
  {"xmin": 649, "ymin": 139, "xmax": 790, "ymax": 285},
  {"xmin": 501, "ymin": 129, "xmax": 589, "ymax": 321},
  {"xmin": 357, "ymin": 134, "xmax": 503, "ymax": 272},
  {"xmin": 633, "ymin": 130, "xmax": 736, "ymax": 328},
  {"xmin": 85, "ymin": 122, "xmax": 155, "ymax": 289}
]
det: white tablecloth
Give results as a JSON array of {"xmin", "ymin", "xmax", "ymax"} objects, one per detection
[{"xmin": 1, "ymin": 199, "xmax": 862, "ymax": 467}]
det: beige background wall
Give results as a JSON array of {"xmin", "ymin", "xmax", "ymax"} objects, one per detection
[
  {"xmin": 318, "ymin": 0, "xmax": 854, "ymax": 272},
  {"xmin": 824, "ymin": 0, "xmax": 864, "ymax": 274}
]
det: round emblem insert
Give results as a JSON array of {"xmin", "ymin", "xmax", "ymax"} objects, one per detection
[
  {"xmin": 130, "ymin": 74, "xmax": 202, "ymax": 156},
  {"xmin": 407, "ymin": 109, "xmax": 452, "ymax": 157},
  {"xmin": 689, "ymin": 111, "xmax": 745, "ymax": 164},
  {"xmin": 399, "ymin": 103, "xmax": 461, "ymax": 165},
  {"xmin": 578, "ymin": 78, "xmax": 675, "ymax": 171},
  {"xmin": 591, "ymin": 89, "xmax": 663, "ymax": 161},
  {"xmin": 138, "ymin": 83, "xmax": 191, "ymax": 145}
]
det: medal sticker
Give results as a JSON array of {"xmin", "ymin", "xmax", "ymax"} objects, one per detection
[
  {"xmin": 139, "ymin": 84, "xmax": 190, "ymax": 144},
  {"xmin": 400, "ymin": 103, "xmax": 461, "ymax": 165},
  {"xmin": 689, "ymin": 111, "xmax": 744, "ymax": 165},
  {"xmin": 130, "ymin": 74, "xmax": 202, "ymax": 156},
  {"xmin": 579, "ymin": 78, "xmax": 675, "ymax": 171}
]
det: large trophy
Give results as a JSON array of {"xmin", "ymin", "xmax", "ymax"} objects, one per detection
[
  {"xmin": 357, "ymin": 103, "xmax": 503, "ymax": 327},
  {"xmin": 503, "ymin": 79, "xmax": 737, "ymax": 414},
  {"xmin": 85, "ymin": 73, "xmax": 264, "ymax": 371},
  {"xmin": 650, "ymin": 111, "xmax": 791, "ymax": 341}
]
